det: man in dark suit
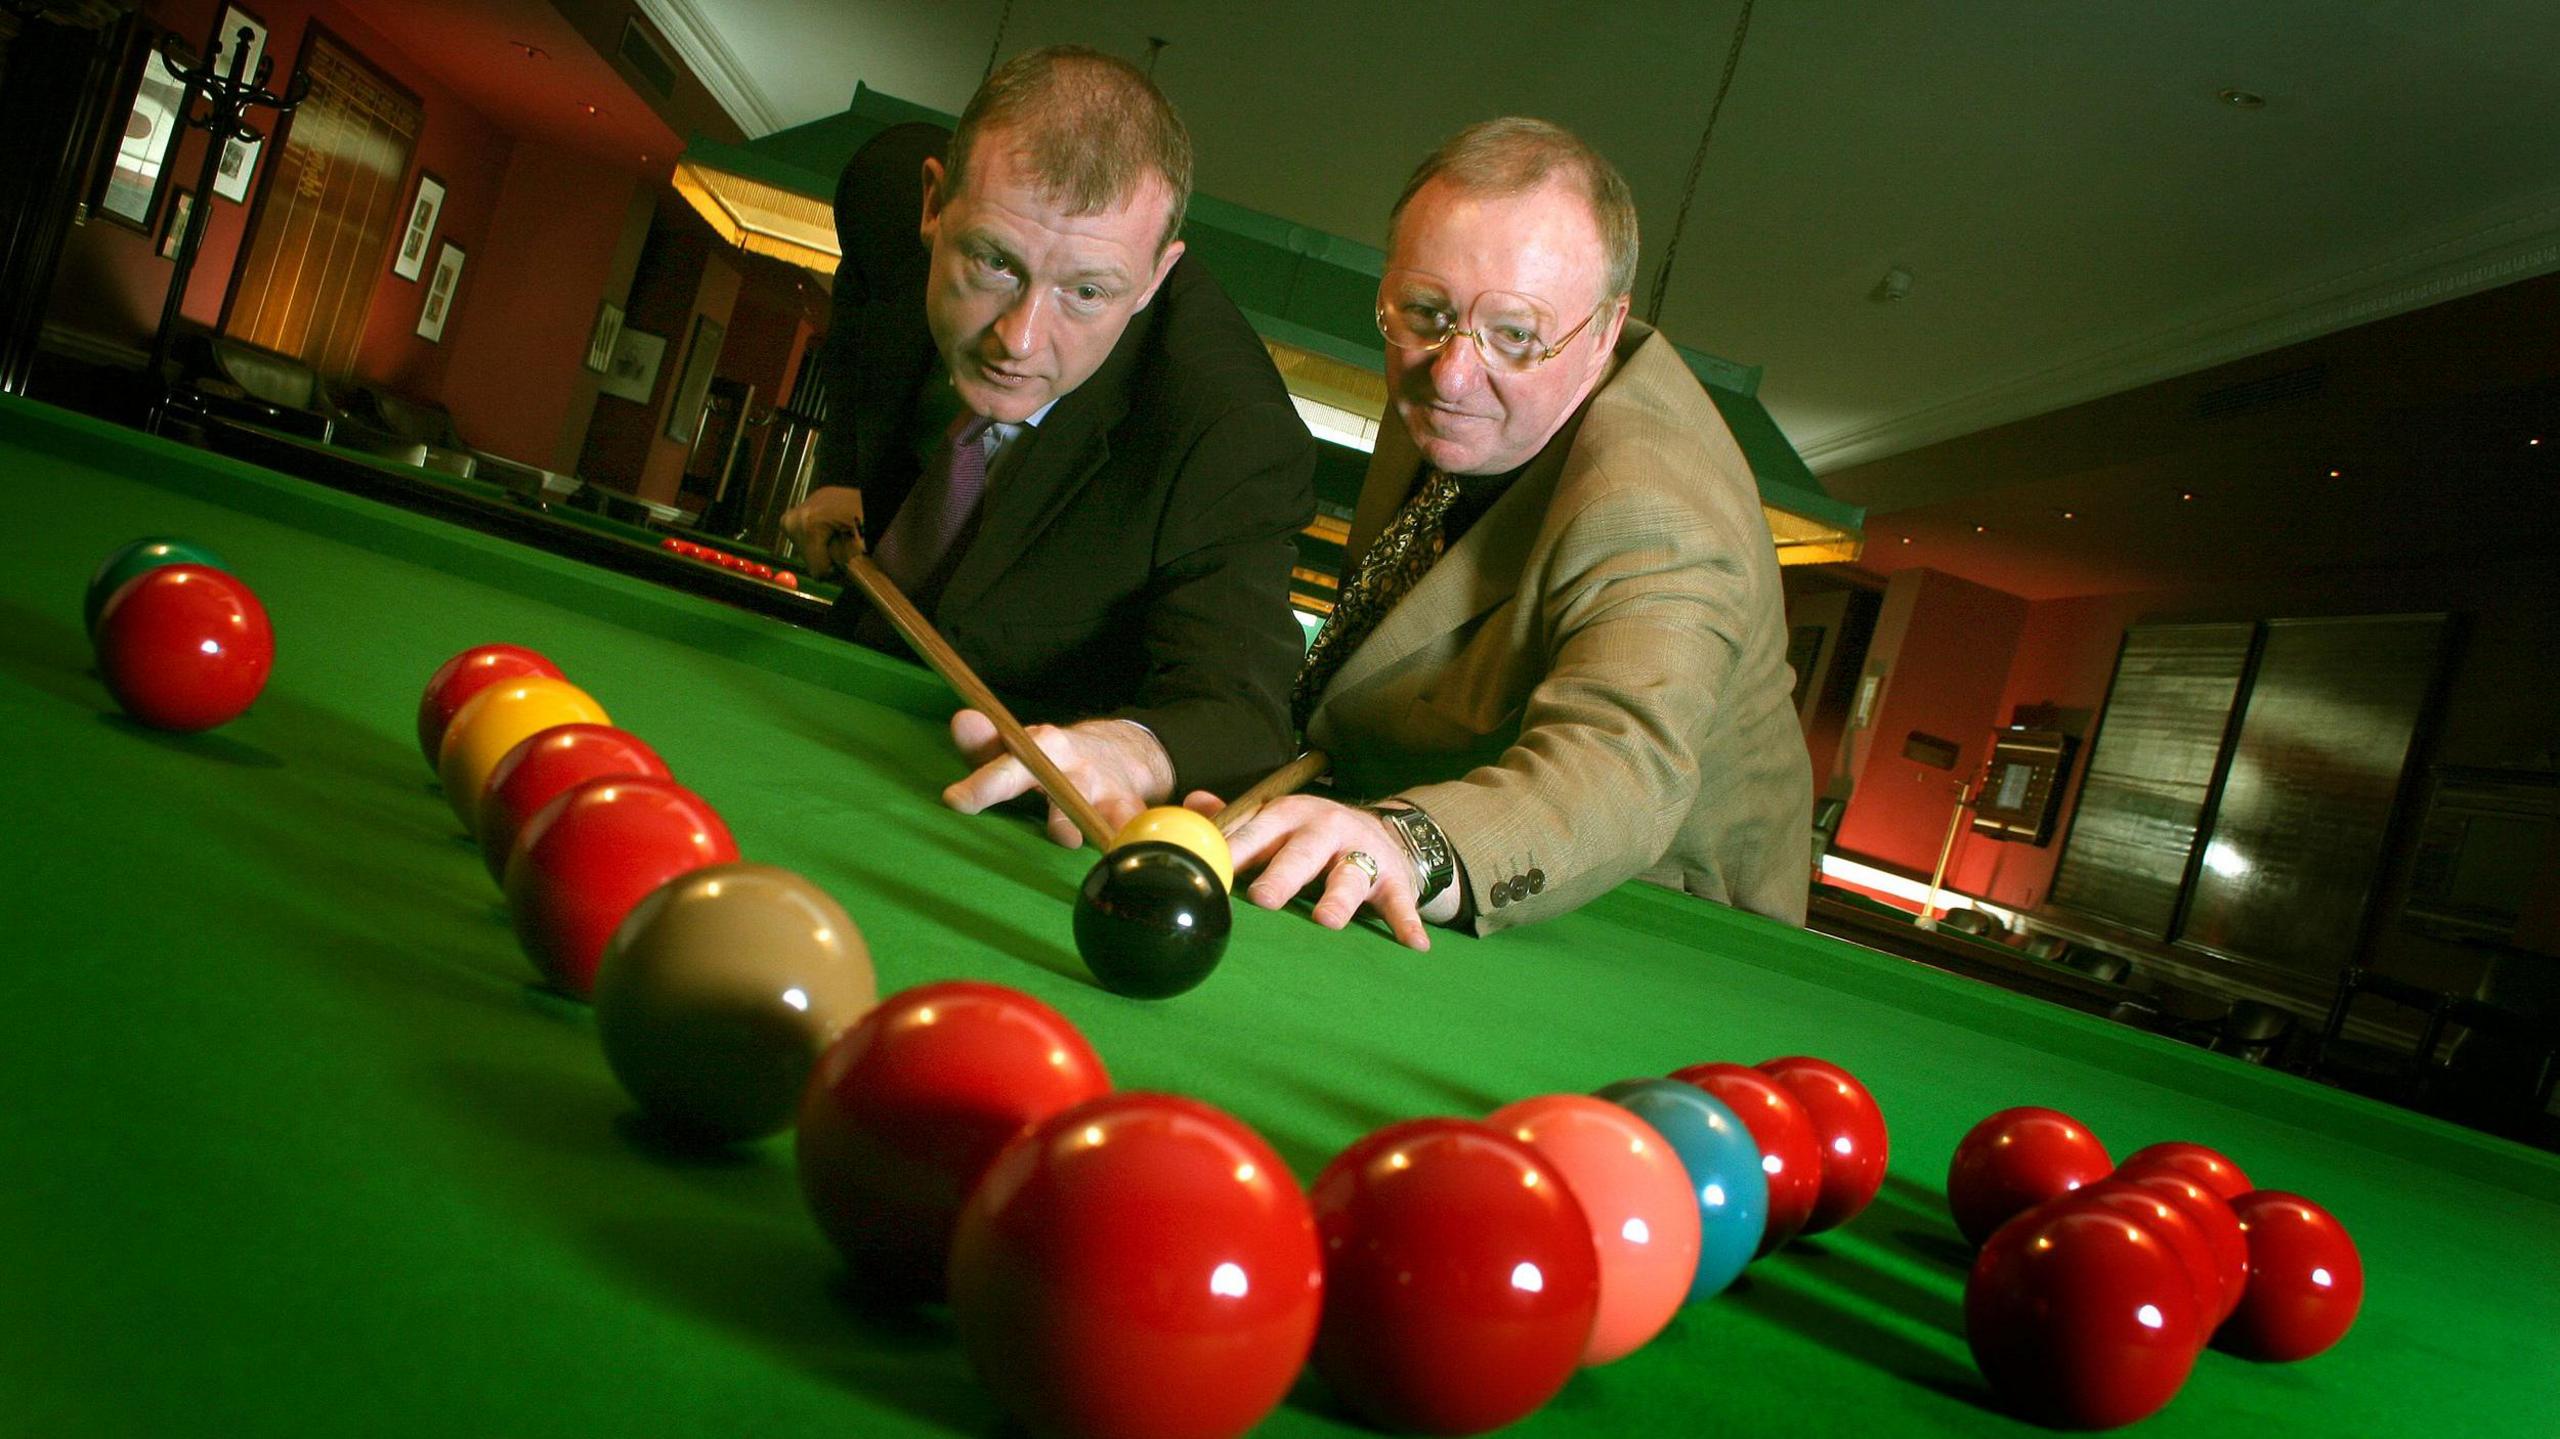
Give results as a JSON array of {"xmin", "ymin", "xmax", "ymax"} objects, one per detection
[{"xmin": 785, "ymin": 47, "xmax": 1315, "ymax": 844}]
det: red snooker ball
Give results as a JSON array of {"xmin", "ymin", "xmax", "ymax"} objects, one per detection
[
  {"xmin": 948, "ymin": 1092, "xmax": 1322, "ymax": 1439},
  {"xmin": 416, "ymin": 643, "xmax": 561, "ymax": 768},
  {"xmin": 94, "ymin": 564, "xmax": 273, "ymax": 732},
  {"xmin": 475, "ymin": 723, "xmax": 672, "ymax": 884},
  {"xmin": 1946, "ymin": 1105, "xmax": 2113, "ymax": 1247},
  {"xmin": 1487, "ymin": 1093, "xmax": 1702, "ymax": 1366},
  {"xmin": 1756, "ymin": 1054, "xmax": 1890, "ymax": 1234},
  {"xmin": 775, "ymin": 570, "xmax": 799, "ymax": 591},
  {"xmin": 2115, "ymin": 1166, "xmax": 2249, "ymax": 1326},
  {"xmin": 2215, "ymin": 1190, "xmax": 2363, "ymax": 1362},
  {"xmin": 502, "ymin": 775, "xmax": 737, "ymax": 997},
  {"xmin": 2062, "ymin": 1181, "xmax": 2228, "ymax": 1331},
  {"xmin": 1310, "ymin": 1118, "xmax": 1599, "ymax": 1436},
  {"xmin": 1672, "ymin": 1061, "xmax": 1825, "ymax": 1254},
  {"xmin": 2117, "ymin": 1140, "xmax": 2252, "ymax": 1201},
  {"xmin": 796, "ymin": 981, "xmax": 1111, "ymax": 1301},
  {"xmin": 1965, "ymin": 1201, "xmax": 2205, "ymax": 1428}
]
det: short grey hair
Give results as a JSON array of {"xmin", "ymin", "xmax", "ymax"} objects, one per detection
[{"xmin": 1390, "ymin": 117, "xmax": 1639, "ymax": 303}]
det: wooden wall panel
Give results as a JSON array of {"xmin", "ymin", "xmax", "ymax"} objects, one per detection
[
  {"xmin": 224, "ymin": 25, "xmax": 418, "ymax": 375},
  {"xmin": 2048, "ymin": 622, "xmax": 2254, "ymax": 935},
  {"xmin": 2177, "ymin": 614, "xmax": 2452, "ymax": 972}
]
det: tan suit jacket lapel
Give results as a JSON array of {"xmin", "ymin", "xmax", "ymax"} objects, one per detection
[{"xmin": 1320, "ymin": 404, "xmax": 1582, "ymax": 708}]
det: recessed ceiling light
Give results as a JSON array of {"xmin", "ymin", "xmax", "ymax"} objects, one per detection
[
  {"xmin": 2327, "ymin": 468, "xmax": 2342, "ymax": 478},
  {"xmin": 511, "ymin": 41, "xmax": 549, "ymax": 61},
  {"xmin": 2533, "ymin": 437, "xmax": 2545, "ymax": 447},
  {"xmin": 2218, "ymin": 88, "xmax": 2266, "ymax": 109},
  {"xmin": 1899, "ymin": 536, "xmax": 1912, "ymax": 545},
  {"xmin": 1972, "ymin": 524, "xmax": 1988, "ymax": 533},
  {"xmin": 581, "ymin": 102, "xmax": 598, "ymax": 115},
  {"xmin": 2179, "ymin": 490, "xmax": 2197, "ymax": 501}
]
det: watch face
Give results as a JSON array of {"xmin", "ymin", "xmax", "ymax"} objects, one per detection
[{"xmin": 1381, "ymin": 807, "xmax": 1455, "ymax": 902}]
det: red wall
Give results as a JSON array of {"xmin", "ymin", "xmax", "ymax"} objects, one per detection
[
  {"xmin": 1946, "ymin": 593, "xmax": 2145, "ymax": 907},
  {"xmin": 1832, "ymin": 568, "xmax": 2029, "ymax": 877},
  {"xmin": 706, "ymin": 284, "xmax": 820, "ymax": 499},
  {"xmin": 351, "ymin": 85, "xmax": 512, "ymax": 401},
  {"xmin": 48, "ymin": 0, "xmax": 634, "ymax": 458},
  {"xmin": 578, "ymin": 192, "xmax": 743, "ymax": 502},
  {"xmin": 637, "ymin": 255, "xmax": 740, "ymax": 503},
  {"xmin": 438, "ymin": 139, "xmax": 640, "ymax": 468}
]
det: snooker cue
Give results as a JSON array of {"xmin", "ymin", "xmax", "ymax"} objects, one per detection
[
  {"xmin": 1213, "ymin": 750, "xmax": 1330, "ymax": 837},
  {"xmin": 831, "ymin": 544, "xmax": 1117, "ymax": 850}
]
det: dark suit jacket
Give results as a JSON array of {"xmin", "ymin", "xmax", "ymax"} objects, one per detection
[{"xmin": 812, "ymin": 123, "xmax": 1317, "ymax": 797}]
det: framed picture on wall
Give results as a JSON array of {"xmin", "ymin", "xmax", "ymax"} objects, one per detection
[
  {"xmin": 414, "ymin": 240, "xmax": 465, "ymax": 342},
  {"xmin": 584, "ymin": 300, "xmax": 624, "ymax": 374},
  {"xmin": 96, "ymin": 26, "xmax": 189, "ymax": 231},
  {"xmin": 208, "ymin": 6, "xmax": 270, "ymax": 203},
  {"xmin": 158, "ymin": 189, "xmax": 196, "ymax": 260},
  {"xmin": 391, "ymin": 171, "xmax": 444, "ymax": 281},
  {"xmin": 664, "ymin": 314, "xmax": 725, "ymax": 444},
  {"xmin": 598, "ymin": 328, "xmax": 664, "ymax": 402}
]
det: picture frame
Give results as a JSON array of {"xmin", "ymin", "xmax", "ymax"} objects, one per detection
[
  {"xmin": 209, "ymin": 6, "xmax": 269, "ymax": 203},
  {"xmin": 664, "ymin": 314, "xmax": 726, "ymax": 444},
  {"xmin": 158, "ymin": 189, "xmax": 196, "ymax": 260},
  {"xmin": 598, "ymin": 327, "xmax": 664, "ymax": 403},
  {"xmin": 391, "ymin": 171, "xmax": 444, "ymax": 281},
  {"xmin": 414, "ymin": 240, "xmax": 465, "ymax": 342},
  {"xmin": 584, "ymin": 300, "xmax": 624, "ymax": 374},
  {"xmin": 97, "ymin": 26, "xmax": 188, "ymax": 231}
]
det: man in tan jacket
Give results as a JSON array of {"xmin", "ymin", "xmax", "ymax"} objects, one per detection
[{"xmin": 1214, "ymin": 117, "xmax": 1811, "ymax": 946}]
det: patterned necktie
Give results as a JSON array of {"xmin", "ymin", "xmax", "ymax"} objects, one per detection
[
  {"xmin": 870, "ymin": 410, "xmax": 991, "ymax": 614},
  {"xmin": 1292, "ymin": 468, "xmax": 1464, "ymax": 730}
]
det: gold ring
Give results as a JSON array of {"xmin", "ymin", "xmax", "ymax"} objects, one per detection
[{"xmin": 1336, "ymin": 849, "xmax": 1381, "ymax": 884}]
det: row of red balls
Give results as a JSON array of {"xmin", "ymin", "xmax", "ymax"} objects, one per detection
[
  {"xmin": 792, "ymin": 977, "xmax": 1897, "ymax": 1439},
  {"xmin": 1948, "ymin": 1105, "xmax": 2365, "ymax": 1428},
  {"xmin": 416, "ymin": 643, "xmax": 751, "ymax": 998},
  {"xmin": 415, "ymin": 644, "xmax": 1892, "ymax": 1435},
  {"xmin": 659, "ymin": 535, "xmax": 801, "ymax": 589}
]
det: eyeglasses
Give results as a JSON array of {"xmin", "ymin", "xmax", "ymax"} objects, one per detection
[{"xmin": 1374, "ymin": 274, "xmax": 1603, "ymax": 374}]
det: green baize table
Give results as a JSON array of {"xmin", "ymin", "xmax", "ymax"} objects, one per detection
[{"xmin": 2, "ymin": 395, "xmax": 2554, "ymax": 1437}]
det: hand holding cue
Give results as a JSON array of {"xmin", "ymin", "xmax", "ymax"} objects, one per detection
[
  {"xmin": 1213, "ymin": 750, "xmax": 1330, "ymax": 836},
  {"xmin": 833, "ymin": 548, "xmax": 1117, "ymax": 850}
]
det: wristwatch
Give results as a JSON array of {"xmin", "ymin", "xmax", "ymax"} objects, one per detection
[{"xmin": 1368, "ymin": 802, "xmax": 1457, "ymax": 906}]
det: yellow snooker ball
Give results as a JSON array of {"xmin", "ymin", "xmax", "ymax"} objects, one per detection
[
  {"xmin": 1112, "ymin": 805, "xmax": 1234, "ymax": 891},
  {"xmin": 437, "ymin": 676, "xmax": 610, "ymax": 832}
]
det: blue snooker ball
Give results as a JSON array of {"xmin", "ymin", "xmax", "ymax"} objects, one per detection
[{"xmin": 1595, "ymin": 1077, "xmax": 1769, "ymax": 1301}]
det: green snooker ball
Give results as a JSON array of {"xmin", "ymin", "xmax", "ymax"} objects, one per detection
[{"xmin": 87, "ymin": 536, "xmax": 229, "ymax": 637}]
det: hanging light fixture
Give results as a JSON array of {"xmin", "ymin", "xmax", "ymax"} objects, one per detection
[{"xmin": 672, "ymin": 135, "xmax": 840, "ymax": 273}]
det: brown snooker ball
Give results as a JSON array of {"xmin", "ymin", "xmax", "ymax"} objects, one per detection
[
  {"xmin": 1073, "ymin": 842, "xmax": 1231, "ymax": 999},
  {"xmin": 593, "ymin": 863, "xmax": 876, "ymax": 1143}
]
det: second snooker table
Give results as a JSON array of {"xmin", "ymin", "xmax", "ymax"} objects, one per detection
[{"xmin": 3, "ymin": 392, "xmax": 2555, "ymax": 1437}]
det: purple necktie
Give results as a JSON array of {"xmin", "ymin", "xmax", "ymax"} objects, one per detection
[{"xmin": 871, "ymin": 410, "xmax": 991, "ymax": 615}]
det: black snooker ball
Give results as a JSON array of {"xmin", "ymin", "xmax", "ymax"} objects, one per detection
[{"xmin": 1073, "ymin": 841, "xmax": 1232, "ymax": 999}]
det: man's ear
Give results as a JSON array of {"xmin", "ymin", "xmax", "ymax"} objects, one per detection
[
  {"xmin": 918, "ymin": 154, "xmax": 948, "ymax": 247},
  {"xmin": 1132, "ymin": 238, "xmax": 1186, "ymax": 313},
  {"xmin": 1594, "ymin": 292, "xmax": 1633, "ymax": 357}
]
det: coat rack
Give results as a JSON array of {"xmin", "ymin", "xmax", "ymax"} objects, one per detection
[{"xmin": 145, "ymin": 13, "xmax": 308, "ymax": 404}]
